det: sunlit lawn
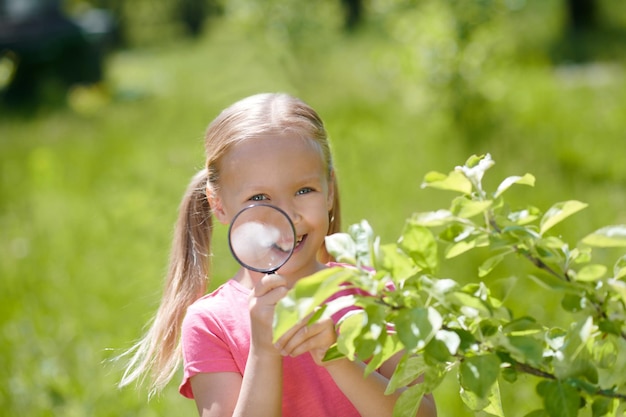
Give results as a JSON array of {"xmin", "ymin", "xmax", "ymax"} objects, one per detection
[{"xmin": 1, "ymin": 22, "xmax": 625, "ymax": 416}]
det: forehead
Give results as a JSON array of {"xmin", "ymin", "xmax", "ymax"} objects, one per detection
[
  {"xmin": 221, "ymin": 135, "xmax": 324, "ymax": 169},
  {"xmin": 220, "ymin": 135, "xmax": 326, "ymax": 176}
]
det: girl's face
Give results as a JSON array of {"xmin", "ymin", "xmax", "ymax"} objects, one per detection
[{"xmin": 210, "ymin": 135, "xmax": 334, "ymax": 281}]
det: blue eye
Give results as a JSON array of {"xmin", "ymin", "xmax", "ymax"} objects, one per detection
[
  {"xmin": 296, "ymin": 187, "xmax": 313, "ymax": 195},
  {"xmin": 250, "ymin": 194, "xmax": 268, "ymax": 201}
]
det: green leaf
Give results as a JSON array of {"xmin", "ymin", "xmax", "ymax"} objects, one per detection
[
  {"xmin": 478, "ymin": 252, "xmax": 510, "ymax": 277},
  {"xmin": 597, "ymin": 319, "xmax": 623, "ymax": 340},
  {"xmin": 480, "ymin": 319, "xmax": 500, "ymax": 337},
  {"xmin": 574, "ymin": 264, "xmax": 607, "ymax": 282},
  {"xmin": 435, "ymin": 329, "xmax": 461, "ymax": 355},
  {"xmin": 365, "ymin": 334, "xmax": 404, "ymax": 376},
  {"xmin": 306, "ymin": 304, "xmax": 328, "ymax": 325},
  {"xmin": 455, "ymin": 328, "xmax": 478, "ymax": 351},
  {"xmin": 536, "ymin": 380, "xmax": 580, "ymax": 417},
  {"xmin": 445, "ymin": 239, "xmax": 477, "ymax": 259},
  {"xmin": 450, "ymin": 196, "xmax": 493, "ymax": 218},
  {"xmin": 322, "ymin": 344, "xmax": 345, "ymax": 362},
  {"xmin": 411, "ymin": 210, "xmax": 458, "ymax": 227},
  {"xmin": 459, "ymin": 354, "xmax": 501, "ymax": 399},
  {"xmin": 438, "ymin": 223, "xmax": 467, "ymax": 242},
  {"xmin": 507, "ymin": 206, "xmax": 541, "ymax": 225},
  {"xmin": 421, "ymin": 170, "xmax": 473, "ymax": 194},
  {"xmin": 502, "ymin": 317, "xmax": 543, "ymax": 336},
  {"xmin": 541, "ymin": 236, "xmax": 567, "ymax": 249},
  {"xmin": 465, "ymin": 154, "xmax": 487, "ymax": 168},
  {"xmin": 448, "ymin": 291, "xmax": 492, "ymax": 317},
  {"xmin": 570, "ymin": 247, "xmax": 592, "ymax": 264},
  {"xmin": 494, "ymin": 173, "xmax": 536, "ymax": 198},
  {"xmin": 506, "ymin": 335, "xmax": 545, "ymax": 366},
  {"xmin": 374, "ymin": 242, "xmax": 419, "ymax": 281},
  {"xmin": 592, "ymin": 397, "xmax": 618, "ymax": 417},
  {"xmin": 524, "ymin": 411, "xmax": 549, "ymax": 417},
  {"xmin": 528, "ymin": 273, "xmax": 578, "ymax": 293},
  {"xmin": 546, "ymin": 328, "xmax": 567, "ymax": 351},
  {"xmin": 425, "ymin": 330, "xmax": 461, "ymax": 363},
  {"xmin": 335, "ymin": 311, "xmax": 366, "ymax": 358},
  {"xmin": 456, "ymin": 153, "xmax": 495, "ymax": 186},
  {"xmin": 500, "ymin": 225, "xmax": 541, "ymax": 244},
  {"xmin": 582, "ymin": 225, "xmax": 626, "ymax": 247},
  {"xmin": 398, "ymin": 222, "xmax": 438, "ymax": 273},
  {"xmin": 539, "ymin": 200, "xmax": 588, "ymax": 235},
  {"xmin": 393, "ymin": 307, "xmax": 442, "ymax": 351},
  {"xmin": 392, "ymin": 383, "xmax": 425, "ymax": 417},
  {"xmin": 325, "ymin": 233, "xmax": 357, "ymax": 264},
  {"xmin": 424, "ymin": 338, "xmax": 452, "ymax": 363},
  {"xmin": 273, "ymin": 267, "xmax": 354, "ymax": 342},
  {"xmin": 501, "ymin": 366, "xmax": 518, "ymax": 383},
  {"xmin": 613, "ymin": 255, "xmax": 626, "ymax": 279},
  {"xmin": 460, "ymin": 380, "xmax": 505, "ymax": 416},
  {"xmin": 445, "ymin": 229, "xmax": 489, "ymax": 259},
  {"xmin": 607, "ymin": 278, "xmax": 626, "ymax": 306},
  {"xmin": 561, "ymin": 294, "xmax": 583, "ymax": 313},
  {"xmin": 567, "ymin": 358, "xmax": 599, "ymax": 384},
  {"xmin": 347, "ymin": 220, "xmax": 375, "ymax": 266},
  {"xmin": 386, "ymin": 355, "xmax": 428, "ymax": 394}
]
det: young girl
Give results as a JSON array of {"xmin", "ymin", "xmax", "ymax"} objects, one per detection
[{"xmin": 120, "ymin": 93, "xmax": 437, "ymax": 417}]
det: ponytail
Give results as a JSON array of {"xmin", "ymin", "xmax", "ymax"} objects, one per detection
[{"xmin": 119, "ymin": 169, "xmax": 212, "ymax": 395}]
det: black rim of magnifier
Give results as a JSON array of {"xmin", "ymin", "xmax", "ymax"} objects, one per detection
[{"xmin": 227, "ymin": 203, "xmax": 296, "ymax": 273}]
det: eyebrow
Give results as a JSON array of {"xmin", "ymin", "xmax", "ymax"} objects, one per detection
[{"xmin": 239, "ymin": 174, "xmax": 326, "ymax": 192}]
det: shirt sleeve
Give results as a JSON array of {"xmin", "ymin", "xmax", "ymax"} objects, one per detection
[{"xmin": 179, "ymin": 303, "xmax": 241, "ymax": 398}]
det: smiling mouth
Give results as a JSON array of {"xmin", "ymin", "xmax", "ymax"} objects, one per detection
[
  {"xmin": 294, "ymin": 234, "xmax": 307, "ymax": 250},
  {"xmin": 271, "ymin": 235, "xmax": 305, "ymax": 253},
  {"xmin": 272, "ymin": 243, "xmax": 291, "ymax": 253}
]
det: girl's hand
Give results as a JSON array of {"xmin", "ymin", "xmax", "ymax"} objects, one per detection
[
  {"xmin": 248, "ymin": 274, "xmax": 289, "ymax": 354},
  {"xmin": 273, "ymin": 313, "xmax": 337, "ymax": 366}
]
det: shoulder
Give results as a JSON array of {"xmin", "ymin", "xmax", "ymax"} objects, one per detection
[
  {"xmin": 183, "ymin": 280, "xmax": 250, "ymax": 331},
  {"xmin": 188, "ymin": 280, "xmax": 249, "ymax": 312}
]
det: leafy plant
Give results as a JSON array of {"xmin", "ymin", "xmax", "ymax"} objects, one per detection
[{"xmin": 274, "ymin": 154, "xmax": 626, "ymax": 417}]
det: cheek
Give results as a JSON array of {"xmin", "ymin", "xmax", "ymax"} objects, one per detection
[{"xmin": 313, "ymin": 203, "xmax": 331, "ymax": 230}]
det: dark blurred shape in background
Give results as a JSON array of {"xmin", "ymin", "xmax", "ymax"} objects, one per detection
[
  {"xmin": 0, "ymin": 0, "xmax": 116, "ymax": 107},
  {"xmin": 175, "ymin": 0, "xmax": 222, "ymax": 38},
  {"xmin": 567, "ymin": 0, "xmax": 596, "ymax": 33},
  {"xmin": 341, "ymin": 0, "xmax": 363, "ymax": 32}
]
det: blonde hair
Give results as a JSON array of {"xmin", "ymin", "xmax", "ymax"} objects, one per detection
[{"xmin": 119, "ymin": 93, "xmax": 341, "ymax": 395}]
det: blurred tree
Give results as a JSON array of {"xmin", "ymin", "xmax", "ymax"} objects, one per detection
[
  {"xmin": 87, "ymin": 0, "xmax": 126, "ymax": 47},
  {"xmin": 0, "ymin": 0, "xmax": 114, "ymax": 108},
  {"xmin": 556, "ymin": 0, "xmax": 598, "ymax": 62},
  {"xmin": 341, "ymin": 0, "xmax": 363, "ymax": 31},
  {"xmin": 367, "ymin": 0, "xmax": 514, "ymax": 144},
  {"xmin": 175, "ymin": 0, "xmax": 223, "ymax": 38},
  {"xmin": 566, "ymin": 0, "xmax": 596, "ymax": 33},
  {"xmin": 176, "ymin": 0, "xmax": 207, "ymax": 37}
]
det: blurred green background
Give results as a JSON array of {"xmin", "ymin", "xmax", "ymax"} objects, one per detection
[{"xmin": 1, "ymin": 0, "xmax": 626, "ymax": 415}]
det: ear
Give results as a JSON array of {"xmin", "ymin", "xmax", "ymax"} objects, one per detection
[
  {"xmin": 326, "ymin": 169, "xmax": 335, "ymax": 210},
  {"xmin": 207, "ymin": 186, "xmax": 228, "ymax": 225}
]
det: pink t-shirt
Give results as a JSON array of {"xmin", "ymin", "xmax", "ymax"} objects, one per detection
[{"xmin": 179, "ymin": 277, "xmax": 362, "ymax": 416}]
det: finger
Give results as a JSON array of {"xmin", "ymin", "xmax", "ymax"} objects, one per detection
[
  {"xmin": 278, "ymin": 319, "xmax": 336, "ymax": 357},
  {"xmin": 253, "ymin": 274, "xmax": 288, "ymax": 297},
  {"xmin": 274, "ymin": 310, "xmax": 316, "ymax": 348},
  {"xmin": 249, "ymin": 284, "xmax": 290, "ymax": 314}
]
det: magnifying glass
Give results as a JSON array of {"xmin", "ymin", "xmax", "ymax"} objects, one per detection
[{"xmin": 228, "ymin": 204, "xmax": 296, "ymax": 273}]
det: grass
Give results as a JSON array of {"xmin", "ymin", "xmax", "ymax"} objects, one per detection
[{"xmin": 1, "ymin": 14, "xmax": 626, "ymax": 416}]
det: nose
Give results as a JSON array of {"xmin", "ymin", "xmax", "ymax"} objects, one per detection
[{"xmin": 276, "ymin": 200, "xmax": 300, "ymax": 226}]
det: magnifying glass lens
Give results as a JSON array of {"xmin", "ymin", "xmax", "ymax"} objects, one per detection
[{"xmin": 228, "ymin": 204, "xmax": 296, "ymax": 273}]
